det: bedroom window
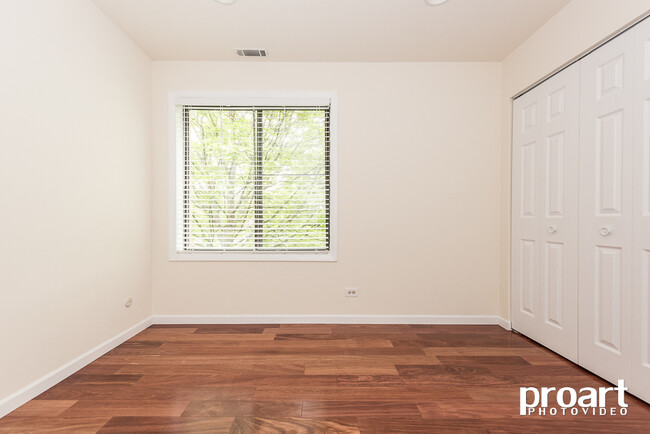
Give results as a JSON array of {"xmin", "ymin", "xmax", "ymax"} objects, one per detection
[{"xmin": 169, "ymin": 93, "xmax": 336, "ymax": 261}]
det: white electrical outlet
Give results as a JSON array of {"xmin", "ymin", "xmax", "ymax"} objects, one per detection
[
  {"xmin": 345, "ymin": 288, "xmax": 359, "ymax": 297},
  {"xmin": 125, "ymin": 297, "xmax": 133, "ymax": 308}
]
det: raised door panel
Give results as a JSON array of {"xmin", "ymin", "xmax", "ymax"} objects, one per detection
[
  {"xmin": 545, "ymin": 132, "xmax": 564, "ymax": 217},
  {"xmin": 578, "ymin": 29, "xmax": 634, "ymax": 385},
  {"xmin": 544, "ymin": 241, "xmax": 564, "ymax": 328},
  {"xmin": 521, "ymin": 141, "xmax": 537, "ymax": 218},
  {"xmin": 596, "ymin": 110, "xmax": 624, "ymax": 215},
  {"xmin": 632, "ymin": 16, "xmax": 650, "ymax": 404},
  {"xmin": 520, "ymin": 239, "xmax": 537, "ymax": 315},
  {"xmin": 595, "ymin": 246, "xmax": 623, "ymax": 353}
]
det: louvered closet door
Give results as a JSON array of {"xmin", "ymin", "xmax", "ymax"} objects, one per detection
[
  {"xmin": 512, "ymin": 64, "xmax": 580, "ymax": 361},
  {"xmin": 578, "ymin": 29, "xmax": 635, "ymax": 385},
  {"xmin": 632, "ymin": 17, "xmax": 650, "ymax": 404}
]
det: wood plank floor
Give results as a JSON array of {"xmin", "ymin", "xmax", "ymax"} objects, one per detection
[{"xmin": 1, "ymin": 324, "xmax": 649, "ymax": 433}]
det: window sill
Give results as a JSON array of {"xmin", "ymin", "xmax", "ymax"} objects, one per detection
[{"xmin": 168, "ymin": 251, "xmax": 337, "ymax": 262}]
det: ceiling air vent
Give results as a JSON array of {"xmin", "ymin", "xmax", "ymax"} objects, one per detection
[{"xmin": 236, "ymin": 49, "xmax": 268, "ymax": 57}]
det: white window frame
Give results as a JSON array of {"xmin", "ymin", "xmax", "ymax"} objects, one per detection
[{"xmin": 168, "ymin": 91, "xmax": 338, "ymax": 262}]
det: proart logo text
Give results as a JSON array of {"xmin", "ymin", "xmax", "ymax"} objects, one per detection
[{"xmin": 520, "ymin": 380, "xmax": 628, "ymax": 416}]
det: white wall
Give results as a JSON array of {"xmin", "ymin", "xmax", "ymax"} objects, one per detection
[
  {"xmin": 499, "ymin": 0, "xmax": 650, "ymax": 318},
  {"xmin": 152, "ymin": 62, "xmax": 502, "ymax": 318},
  {"xmin": 0, "ymin": 0, "xmax": 152, "ymax": 406}
]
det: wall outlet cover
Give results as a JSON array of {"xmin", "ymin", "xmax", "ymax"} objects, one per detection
[{"xmin": 345, "ymin": 288, "xmax": 359, "ymax": 297}]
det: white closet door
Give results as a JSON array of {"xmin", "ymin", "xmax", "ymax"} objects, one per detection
[
  {"xmin": 538, "ymin": 66, "xmax": 580, "ymax": 361},
  {"xmin": 578, "ymin": 29, "xmax": 635, "ymax": 384},
  {"xmin": 512, "ymin": 86, "xmax": 543, "ymax": 339},
  {"xmin": 632, "ymin": 17, "xmax": 650, "ymax": 404},
  {"xmin": 512, "ymin": 64, "xmax": 580, "ymax": 361}
]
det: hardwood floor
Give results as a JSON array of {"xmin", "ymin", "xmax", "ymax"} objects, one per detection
[{"xmin": 1, "ymin": 324, "xmax": 649, "ymax": 433}]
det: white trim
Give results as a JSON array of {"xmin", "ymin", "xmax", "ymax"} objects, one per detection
[
  {"xmin": 153, "ymin": 314, "xmax": 506, "ymax": 325},
  {"xmin": 174, "ymin": 95, "xmax": 331, "ymax": 107},
  {"xmin": 0, "ymin": 317, "xmax": 152, "ymax": 419},
  {"xmin": 497, "ymin": 317, "xmax": 512, "ymax": 330},
  {"xmin": 170, "ymin": 251, "xmax": 337, "ymax": 262},
  {"xmin": 168, "ymin": 91, "xmax": 338, "ymax": 262}
]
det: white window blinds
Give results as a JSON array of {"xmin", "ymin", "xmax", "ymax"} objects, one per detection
[{"xmin": 175, "ymin": 104, "xmax": 331, "ymax": 253}]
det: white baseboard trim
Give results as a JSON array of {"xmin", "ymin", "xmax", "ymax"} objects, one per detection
[
  {"xmin": 153, "ymin": 314, "xmax": 507, "ymax": 326},
  {"xmin": 0, "ymin": 316, "xmax": 153, "ymax": 419},
  {"xmin": 497, "ymin": 317, "xmax": 512, "ymax": 330}
]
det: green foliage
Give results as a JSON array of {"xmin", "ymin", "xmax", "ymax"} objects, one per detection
[{"xmin": 185, "ymin": 107, "xmax": 328, "ymax": 251}]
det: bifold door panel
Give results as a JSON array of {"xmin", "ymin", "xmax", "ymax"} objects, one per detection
[
  {"xmin": 578, "ymin": 27, "xmax": 635, "ymax": 390},
  {"xmin": 512, "ymin": 16, "xmax": 650, "ymax": 404},
  {"xmin": 512, "ymin": 64, "xmax": 580, "ymax": 362}
]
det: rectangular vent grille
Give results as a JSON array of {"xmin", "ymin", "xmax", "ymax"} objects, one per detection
[{"xmin": 236, "ymin": 49, "xmax": 267, "ymax": 57}]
